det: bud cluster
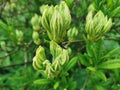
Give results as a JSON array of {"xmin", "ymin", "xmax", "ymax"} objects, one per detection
[
  {"xmin": 85, "ymin": 11, "xmax": 112, "ymax": 41},
  {"xmin": 33, "ymin": 41, "xmax": 69, "ymax": 79},
  {"xmin": 41, "ymin": 1, "xmax": 71, "ymax": 43},
  {"xmin": 67, "ymin": 27, "xmax": 78, "ymax": 41}
]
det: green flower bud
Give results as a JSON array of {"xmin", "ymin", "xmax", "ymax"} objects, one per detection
[
  {"xmin": 16, "ymin": 30, "xmax": 24, "ymax": 43},
  {"xmin": 103, "ymin": 18, "xmax": 112, "ymax": 33},
  {"xmin": 67, "ymin": 27, "xmax": 78, "ymax": 41},
  {"xmin": 33, "ymin": 46, "xmax": 46, "ymax": 70},
  {"xmin": 43, "ymin": 60, "xmax": 55, "ymax": 79},
  {"xmin": 41, "ymin": 6, "xmax": 54, "ymax": 31},
  {"xmin": 32, "ymin": 31, "xmax": 41, "ymax": 45},
  {"xmin": 50, "ymin": 41, "xmax": 69, "ymax": 77},
  {"xmin": 88, "ymin": 4, "xmax": 95, "ymax": 12},
  {"xmin": 41, "ymin": 1, "xmax": 71, "ymax": 43},
  {"xmin": 31, "ymin": 14, "xmax": 41, "ymax": 31},
  {"xmin": 52, "ymin": 58, "xmax": 61, "ymax": 71},
  {"xmin": 0, "ymin": 41, "xmax": 7, "ymax": 51},
  {"xmin": 67, "ymin": 47, "xmax": 72, "ymax": 55},
  {"xmin": 50, "ymin": 9, "xmax": 63, "ymax": 42},
  {"xmin": 60, "ymin": 49, "xmax": 69, "ymax": 65},
  {"xmin": 85, "ymin": 11, "xmax": 112, "ymax": 41},
  {"xmin": 59, "ymin": 1, "xmax": 71, "ymax": 30},
  {"xmin": 32, "ymin": 40, "xmax": 69, "ymax": 79},
  {"xmin": 33, "ymin": 57, "xmax": 42, "ymax": 70},
  {"xmin": 40, "ymin": 5, "xmax": 49, "ymax": 14}
]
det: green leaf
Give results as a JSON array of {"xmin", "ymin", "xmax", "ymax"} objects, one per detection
[
  {"xmin": 34, "ymin": 79, "xmax": 52, "ymax": 85},
  {"xmin": 87, "ymin": 66, "xmax": 96, "ymax": 72},
  {"xmin": 65, "ymin": 0, "xmax": 74, "ymax": 7},
  {"xmin": 86, "ymin": 40, "xmax": 103, "ymax": 63},
  {"xmin": 0, "ymin": 20, "xmax": 8, "ymax": 30},
  {"xmin": 101, "ymin": 47, "xmax": 120, "ymax": 59},
  {"xmin": 87, "ymin": 67, "xmax": 107, "ymax": 81},
  {"xmin": 53, "ymin": 81, "xmax": 59, "ymax": 89},
  {"xmin": 65, "ymin": 56, "xmax": 78, "ymax": 71},
  {"xmin": 79, "ymin": 53, "xmax": 91, "ymax": 66},
  {"xmin": 95, "ymin": 71, "xmax": 107, "ymax": 81},
  {"xmin": 86, "ymin": 41, "xmax": 93, "ymax": 57},
  {"xmin": 110, "ymin": 6, "xmax": 120, "ymax": 17},
  {"xmin": 98, "ymin": 59, "xmax": 120, "ymax": 69},
  {"xmin": 95, "ymin": 85, "xmax": 106, "ymax": 90}
]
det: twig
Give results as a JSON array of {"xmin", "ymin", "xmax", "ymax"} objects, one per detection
[
  {"xmin": 24, "ymin": 51, "xmax": 27, "ymax": 67},
  {"xmin": 0, "ymin": 49, "xmax": 18, "ymax": 59},
  {"xmin": 81, "ymin": 72, "xmax": 90, "ymax": 90},
  {"xmin": 62, "ymin": 40, "xmax": 85, "ymax": 48},
  {"xmin": 0, "ymin": 61, "xmax": 32, "ymax": 69},
  {"xmin": 105, "ymin": 37, "xmax": 120, "ymax": 41}
]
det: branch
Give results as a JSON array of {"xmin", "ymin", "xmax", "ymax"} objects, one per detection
[
  {"xmin": 81, "ymin": 72, "xmax": 90, "ymax": 90},
  {"xmin": 0, "ymin": 48, "xmax": 18, "ymax": 59},
  {"xmin": 0, "ymin": 61, "xmax": 32, "ymax": 69}
]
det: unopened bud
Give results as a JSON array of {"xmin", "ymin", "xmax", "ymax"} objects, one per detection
[
  {"xmin": 33, "ymin": 46, "xmax": 46, "ymax": 70},
  {"xmin": 31, "ymin": 14, "xmax": 41, "ymax": 31},
  {"xmin": 41, "ymin": 1, "xmax": 71, "ymax": 43},
  {"xmin": 85, "ymin": 11, "xmax": 112, "ymax": 41},
  {"xmin": 0, "ymin": 41, "xmax": 7, "ymax": 51},
  {"xmin": 32, "ymin": 31, "xmax": 41, "ymax": 45},
  {"xmin": 67, "ymin": 27, "xmax": 78, "ymax": 41},
  {"xmin": 16, "ymin": 30, "xmax": 24, "ymax": 43}
]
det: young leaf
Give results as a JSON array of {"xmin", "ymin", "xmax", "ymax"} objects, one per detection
[
  {"xmin": 98, "ymin": 59, "xmax": 120, "ymax": 69},
  {"xmin": 0, "ymin": 20, "xmax": 8, "ymax": 30},
  {"xmin": 101, "ymin": 47, "xmax": 120, "ymax": 59},
  {"xmin": 34, "ymin": 79, "xmax": 52, "ymax": 85},
  {"xmin": 65, "ymin": 56, "xmax": 78, "ymax": 71},
  {"xmin": 95, "ymin": 70, "xmax": 107, "ymax": 81},
  {"xmin": 110, "ymin": 6, "xmax": 120, "ymax": 17},
  {"xmin": 95, "ymin": 85, "xmax": 106, "ymax": 90},
  {"xmin": 87, "ymin": 66, "xmax": 96, "ymax": 72},
  {"xmin": 87, "ymin": 67, "xmax": 107, "ymax": 81},
  {"xmin": 86, "ymin": 41, "xmax": 93, "ymax": 57},
  {"xmin": 79, "ymin": 53, "xmax": 90, "ymax": 66}
]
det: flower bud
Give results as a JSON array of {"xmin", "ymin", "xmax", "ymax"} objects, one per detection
[
  {"xmin": 67, "ymin": 27, "xmax": 78, "ymax": 41},
  {"xmin": 88, "ymin": 4, "xmax": 95, "ymax": 12},
  {"xmin": 50, "ymin": 41, "xmax": 69, "ymax": 77},
  {"xmin": 33, "ymin": 46, "xmax": 46, "ymax": 70},
  {"xmin": 16, "ymin": 30, "xmax": 24, "ymax": 44},
  {"xmin": 31, "ymin": 14, "xmax": 41, "ymax": 31},
  {"xmin": 43, "ymin": 60, "xmax": 55, "ymax": 79},
  {"xmin": 85, "ymin": 11, "xmax": 112, "ymax": 41},
  {"xmin": 0, "ymin": 41, "xmax": 7, "ymax": 51},
  {"xmin": 59, "ymin": 1, "xmax": 71, "ymax": 30},
  {"xmin": 41, "ymin": 1, "xmax": 71, "ymax": 43},
  {"xmin": 40, "ymin": 5, "xmax": 49, "ymax": 14},
  {"xmin": 32, "ymin": 31, "xmax": 41, "ymax": 45},
  {"xmin": 50, "ymin": 9, "xmax": 63, "ymax": 42}
]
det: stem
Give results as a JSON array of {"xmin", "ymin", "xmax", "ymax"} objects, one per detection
[
  {"xmin": 24, "ymin": 51, "xmax": 27, "ymax": 68},
  {"xmin": 81, "ymin": 72, "xmax": 90, "ymax": 90},
  {"xmin": 0, "ymin": 61, "xmax": 32, "ymax": 69},
  {"xmin": 0, "ymin": 48, "xmax": 18, "ymax": 59}
]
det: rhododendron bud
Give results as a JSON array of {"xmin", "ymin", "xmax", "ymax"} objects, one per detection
[
  {"xmin": 31, "ymin": 14, "xmax": 41, "ymax": 31},
  {"xmin": 32, "ymin": 31, "xmax": 41, "ymax": 45},
  {"xmin": 41, "ymin": 1, "xmax": 71, "ymax": 43},
  {"xmin": 85, "ymin": 11, "xmax": 112, "ymax": 41}
]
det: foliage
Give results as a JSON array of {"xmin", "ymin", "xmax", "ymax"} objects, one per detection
[{"xmin": 0, "ymin": 0, "xmax": 120, "ymax": 90}]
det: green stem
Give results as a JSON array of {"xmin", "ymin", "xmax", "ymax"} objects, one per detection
[{"xmin": 81, "ymin": 72, "xmax": 90, "ymax": 90}]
